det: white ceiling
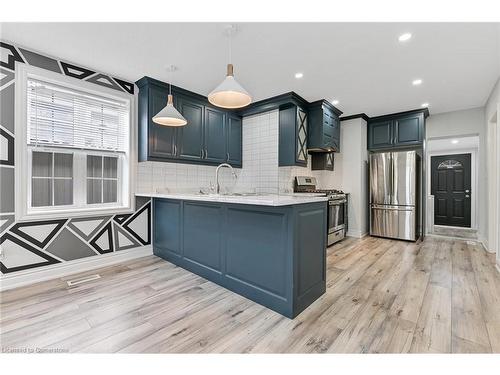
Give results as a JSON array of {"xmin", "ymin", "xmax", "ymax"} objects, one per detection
[{"xmin": 1, "ymin": 22, "xmax": 499, "ymax": 116}]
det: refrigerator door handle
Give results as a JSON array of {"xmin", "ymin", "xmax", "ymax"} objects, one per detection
[{"xmin": 372, "ymin": 205, "xmax": 415, "ymax": 211}]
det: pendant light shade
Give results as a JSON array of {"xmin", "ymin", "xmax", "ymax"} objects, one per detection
[
  {"xmin": 208, "ymin": 63, "xmax": 252, "ymax": 109},
  {"xmin": 153, "ymin": 94, "xmax": 187, "ymax": 126}
]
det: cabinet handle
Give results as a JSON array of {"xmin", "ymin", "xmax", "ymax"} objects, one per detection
[
  {"xmin": 227, "ymin": 152, "xmax": 230, "ymax": 161},
  {"xmin": 205, "ymin": 148, "xmax": 208, "ymax": 159}
]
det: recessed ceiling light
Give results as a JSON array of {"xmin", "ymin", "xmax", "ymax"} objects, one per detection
[
  {"xmin": 412, "ymin": 79, "xmax": 422, "ymax": 86},
  {"xmin": 421, "ymin": 102, "xmax": 429, "ymax": 108},
  {"xmin": 295, "ymin": 72, "xmax": 303, "ymax": 79},
  {"xmin": 398, "ymin": 33, "xmax": 412, "ymax": 42},
  {"xmin": 451, "ymin": 139, "xmax": 459, "ymax": 144},
  {"xmin": 331, "ymin": 99, "xmax": 339, "ymax": 105}
]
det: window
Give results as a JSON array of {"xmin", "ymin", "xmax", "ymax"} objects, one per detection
[
  {"xmin": 86, "ymin": 155, "xmax": 118, "ymax": 204},
  {"xmin": 31, "ymin": 151, "xmax": 73, "ymax": 207},
  {"xmin": 16, "ymin": 65, "xmax": 132, "ymax": 219},
  {"xmin": 437, "ymin": 160, "xmax": 463, "ymax": 170}
]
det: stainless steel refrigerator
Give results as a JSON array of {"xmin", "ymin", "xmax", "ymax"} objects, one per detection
[{"xmin": 369, "ymin": 150, "xmax": 418, "ymax": 241}]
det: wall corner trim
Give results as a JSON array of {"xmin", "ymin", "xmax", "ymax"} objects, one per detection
[{"xmin": 0, "ymin": 245, "xmax": 153, "ymax": 291}]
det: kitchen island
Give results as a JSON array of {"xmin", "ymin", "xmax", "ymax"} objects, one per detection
[{"xmin": 137, "ymin": 193, "xmax": 328, "ymax": 318}]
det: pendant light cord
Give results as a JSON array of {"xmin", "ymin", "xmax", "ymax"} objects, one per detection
[
  {"xmin": 228, "ymin": 31, "xmax": 232, "ymax": 64},
  {"xmin": 169, "ymin": 66, "xmax": 172, "ymax": 95}
]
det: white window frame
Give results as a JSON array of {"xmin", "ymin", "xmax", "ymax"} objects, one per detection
[{"xmin": 15, "ymin": 64, "xmax": 135, "ymax": 221}]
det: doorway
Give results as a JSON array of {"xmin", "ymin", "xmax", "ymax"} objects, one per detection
[{"xmin": 431, "ymin": 153, "xmax": 471, "ymax": 228}]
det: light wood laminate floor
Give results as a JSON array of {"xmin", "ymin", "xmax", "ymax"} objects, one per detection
[{"xmin": 1, "ymin": 236, "xmax": 499, "ymax": 353}]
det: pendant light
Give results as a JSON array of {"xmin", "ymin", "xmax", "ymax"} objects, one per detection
[
  {"xmin": 208, "ymin": 25, "xmax": 252, "ymax": 109},
  {"xmin": 153, "ymin": 65, "xmax": 187, "ymax": 127}
]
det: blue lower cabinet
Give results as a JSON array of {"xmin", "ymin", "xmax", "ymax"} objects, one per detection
[
  {"xmin": 183, "ymin": 202, "xmax": 223, "ymax": 275},
  {"xmin": 152, "ymin": 198, "xmax": 327, "ymax": 318},
  {"xmin": 153, "ymin": 199, "xmax": 181, "ymax": 258}
]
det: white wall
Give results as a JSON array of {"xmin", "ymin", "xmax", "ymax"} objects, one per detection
[
  {"xmin": 333, "ymin": 118, "xmax": 368, "ymax": 237},
  {"xmin": 485, "ymin": 77, "xmax": 500, "ymax": 265},
  {"xmin": 426, "ymin": 107, "xmax": 487, "ymax": 242}
]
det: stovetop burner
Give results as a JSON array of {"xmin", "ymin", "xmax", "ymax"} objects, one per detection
[{"xmin": 293, "ymin": 176, "xmax": 346, "ymax": 198}]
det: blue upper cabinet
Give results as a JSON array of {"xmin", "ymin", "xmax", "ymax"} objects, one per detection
[
  {"xmin": 176, "ymin": 95, "xmax": 205, "ymax": 161},
  {"xmin": 368, "ymin": 119, "xmax": 393, "ymax": 149},
  {"xmin": 226, "ymin": 115, "xmax": 242, "ymax": 167},
  {"xmin": 140, "ymin": 79, "xmax": 177, "ymax": 161},
  {"xmin": 367, "ymin": 109, "xmax": 428, "ymax": 151},
  {"xmin": 136, "ymin": 76, "xmax": 242, "ymax": 168},
  {"xmin": 279, "ymin": 104, "xmax": 308, "ymax": 167},
  {"xmin": 307, "ymin": 100, "xmax": 343, "ymax": 153},
  {"xmin": 204, "ymin": 106, "xmax": 227, "ymax": 164}
]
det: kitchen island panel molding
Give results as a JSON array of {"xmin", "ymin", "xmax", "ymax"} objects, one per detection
[{"xmin": 152, "ymin": 197, "xmax": 327, "ymax": 318}]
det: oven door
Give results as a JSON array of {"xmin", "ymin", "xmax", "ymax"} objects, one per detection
[{"xmin": 328, "ymin": 198, "xmax": 346, "ymax": 233}]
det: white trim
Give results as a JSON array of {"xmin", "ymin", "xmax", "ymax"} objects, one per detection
[
  {"xmin": 346, "ymin": 230, "xmax": 368, "ymax": 238},
  {"xmin": 0, "ymin": 245, "xmax": 153, "ymax": 291},
  {"xmin": 14, "ymin": 63, "xmax": 135, "ymax": 221},
  {"xmin": 426, "ymin": 233, "xmax": 480, "ymax": 243},
  {"xmin": 479, "ymin": 239, "xmax": 495, "ymax": 254},
  {"xmin": 425, "ymin": 141, "xmax": 479, "ymax": 234}
]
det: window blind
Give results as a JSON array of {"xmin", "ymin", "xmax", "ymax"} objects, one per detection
[{"xmin": 27, "ymin": 78, "xmax": 129, "ymax": 152}]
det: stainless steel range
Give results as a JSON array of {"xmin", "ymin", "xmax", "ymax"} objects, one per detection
[{"xmin": 294, "ymin": 176, "xmax": 348, "ymax": 246}]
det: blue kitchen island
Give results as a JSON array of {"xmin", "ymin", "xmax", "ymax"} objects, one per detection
[{"xmin": 138, "ymin": 193, "xmax": 328, "ymax": 318}]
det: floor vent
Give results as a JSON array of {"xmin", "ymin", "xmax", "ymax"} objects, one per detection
[{"xmin": 66, "ymin": 274, "xmax": 101, "ymax": 287}]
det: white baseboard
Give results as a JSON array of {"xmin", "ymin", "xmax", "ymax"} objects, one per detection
[
  {"xmin": 0, "ymin": 245, "xmax": 153, "ymax": 291},
  {"xmin": 346, "ymin": 229, "xmax": 368, "ymax": 239},
  {"xmin": 479, "ymin": 238, "xmax": 496, "ymax": 254}
]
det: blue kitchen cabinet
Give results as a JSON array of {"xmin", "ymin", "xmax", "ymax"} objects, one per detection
[
  {"xmin": 226, "ymin": 115, "xmax": 242, "ymax": 167},
  {"xmin": 204, "ymin": 106, "xmax": 227, "ymax": 164},
  {"xmin": 307, "ymin": 100, "xmax": 342, "ymax": 153},
  {"xmin": 138, "ymin": 79, "xmax": 177, "ymax": 161},
  {"xmin": 136, "ymin": 76, "xmax": 243, "ymax": 168},
  {"xmin": 367, "ymin": 109, "xmax": 428, "ymax": 151},
  {"xmin": 152, "ymin": 197, "xmax": 327, "ymax": 318},
  {"xmin": 279, "ymin": 104, "xmax": 308, "ymax": 167},
  {"xmin": 176, "ymin": 95, "xmax": 204, "ymax": 161}
]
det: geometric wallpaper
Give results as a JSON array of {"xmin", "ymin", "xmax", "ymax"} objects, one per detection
[{"xmin": 0, "ymin": 40, "xmax": 148, "ymax": 275}]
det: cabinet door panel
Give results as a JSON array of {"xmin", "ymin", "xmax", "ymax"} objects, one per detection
[
  {"xmin": 183, "ymin": 202, "xmax": 223, "ymax": 272},
  {"xmin": 394, "ymin": 114, "xmax": 422, "ymax": 145},
  {"xmin": 149, "ymin": 87, "xmax": 176, "ymax": 158},
  {"xmin": 177, "ymin": 97, "xmax": 204, "ymax": 161},
  {"xmin": 332, "ymin": 116, "xmax": 340, "ymax": 152},
  {"xmin": 227, "ymin": 115, "xmax": 242, "ymax": 167},
  {"xmin": 296, "ymin": 107, "xmax": 308, "ymax": 164},
  {"xmin": 369, "ymin": 120, "xmax": 393, "ymax": 149},
  {"xmin": 204, "ymin": 107, "xmax": 227, "ymax": 163},
  {"xmin": 153, "ymin": 199, "xmax": 181, "ymax": 257}
]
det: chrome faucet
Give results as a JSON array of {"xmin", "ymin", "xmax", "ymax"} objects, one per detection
[{"xmin": 215, "ymin": 163, "xmax": 237, "ymax": 194}]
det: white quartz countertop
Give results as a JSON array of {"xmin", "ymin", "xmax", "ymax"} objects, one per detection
[{"xmin": 136, "ymin": 192, "xmax": 328, "ymax": 206}]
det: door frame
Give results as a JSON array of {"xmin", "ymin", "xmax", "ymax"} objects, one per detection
[
  {"xmin": 426, "ymin": 142, "xmax": 478, "ymax": 233},
  {"xmin": 490, "ymin": 104, "xmax": 500, "ymax": 268}
]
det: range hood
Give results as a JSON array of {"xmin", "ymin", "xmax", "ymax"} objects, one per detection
[{"xmin": 307, "ymin": 99, "xmax": 342, "ymax": 153}]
